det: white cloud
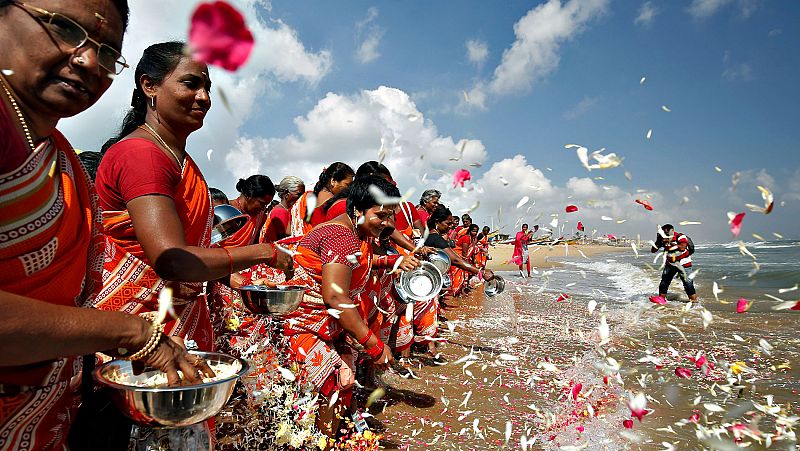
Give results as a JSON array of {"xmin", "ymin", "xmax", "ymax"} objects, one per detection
[
  {"xmin": 466, "ymin": 39, "xmax": 489, "ymax": 67},
  {"xmin": 687, "ymin": 0, "xmax": 759, "ymax": 19},
  {"xmin": 488, "ymin": 0, "xmax": 608, "ymax": 95},
  {"xmin": 59, "ymin": 0, "xmax": 331, "ymax": 178},
  {"xmin": 721, "ymin": 51, "xmax": 753, "ymax": 81},
  {"xmin": 722, "ymin": 63, "xmax": 753, "ymax": 81},
  {"xmin": 354, "ymin": 7, "xmax": 384, "ymax": 64},
  {"xmin": 460, "ymin": 0, "xmax": 607, "ymax": 110},
  {"xmin": 563, "ymin": 96, "xmax": 598, "ymax": 120},
  {"xmin": 224, "ymin": 86, "xmax": 489, "ymax": 195},
  {"xmin": 634, "ymin": 1, "xmax": 659, "ymax": 26}
]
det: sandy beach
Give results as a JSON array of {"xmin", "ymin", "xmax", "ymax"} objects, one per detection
[
  {"xmin": 363, "ymin": 243, "xmax": 800, "ymax": 450},
  {"xmin": 485, "ymin": 243, "xmax": 627, "ymax": 271}
]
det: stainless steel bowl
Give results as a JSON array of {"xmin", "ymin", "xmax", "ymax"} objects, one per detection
[
  {"xmin": 211, "ymin": 204, "xmax": 249, "ymax": 245},
  {"xmin": 441, "ymin": 273, "xmax": 452, "ymax": 289},
  {"xmin": 93, "ymin": 351, "xmax": 249, "ymax": 428},
  {"xmin": 484, "ymin": 276, "xmax": 506, "ymax": 297},
  {"xmin": 394, "ymin": 261, "xmax": 443, "ymax": 303},
  {"xmin": 427, "ymin": 249, "xmax": 451, "ymax": 275},
  {"xmin": 238, "ymin": 285, "xmax": 305, "ymax": 315}
]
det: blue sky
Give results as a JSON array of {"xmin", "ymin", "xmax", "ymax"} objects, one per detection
[{"xmin": 62, "ymin": 0, "xmax": 800, "ymax": 242}]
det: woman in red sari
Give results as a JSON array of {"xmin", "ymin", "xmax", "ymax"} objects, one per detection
[
  {"xmin": 0, "ymin": 4, "xmax": 212, "ymax": 450},
  {"xmin": 260, "ymin": 175, "xmax": 304, "ymax": 243},
  {"xmin": 416, "ymin": 189, "xmax": 441, "ymax": 226},
  {"xmin": 280, "ymin": 175, "xmax": 420, "ymax": 440},
  {"xmin": 510, "ymin": 223, "xmax": 533, "ymax": 278}
]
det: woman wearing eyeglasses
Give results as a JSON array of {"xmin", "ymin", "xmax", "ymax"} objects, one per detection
[{"xmin": 0, "ymin": 2, "xmax": 217, "ymax": 450}]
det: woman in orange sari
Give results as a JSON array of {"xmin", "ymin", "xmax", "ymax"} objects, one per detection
[
  {"xmin": 417, "ymin": 207, "xmax": 493, "ymax": 355},
  {"xmin": 474, "ymin": 225, "xmax": 491, "ymax": 269},
  {"xmin": 290, "ymin": 162, "xmax": 354, "ymax": 237},
  {"xmin": 0, "ymin": 4, "xmax": 211, "ymax": 450},
  {"xmin": 280, "ymin": 175, "xmax": 420, "ymax": 440},
  {"xmin": 91, "ymin": 42, "xmax": 291, "ymax": 446},
  {"xmin": 222, "ymin": 175, "xmax": 274, "ymax": 247}
]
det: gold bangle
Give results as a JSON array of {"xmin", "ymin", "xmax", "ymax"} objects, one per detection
[{"xmin": 126, "ymin": 324, "xmax": 164, "ymax": 361}]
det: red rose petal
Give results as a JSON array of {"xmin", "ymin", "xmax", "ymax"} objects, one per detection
[
  {"xmin": 675, "ymin": 367, "xmax": 692, "ymax": 378},
  {"xmin": 566, "ymin": 204, "xmax": 578, "ymax": 213},
  {"xmin": 623, "ymin": 419, "xmax": 633, "ymax": 429},
  {"xmin": 189, "ymin": 1, "xmax": 255, "ymax": 71}
]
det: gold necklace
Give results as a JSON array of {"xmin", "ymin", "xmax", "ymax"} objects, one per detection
[
  {"xmin": 0, "ymin": 76, "xmax": 35, "ymax": 151},
  {"xmin": 139, "ymin": 123, "xmax": 184, "ymax": 169}
]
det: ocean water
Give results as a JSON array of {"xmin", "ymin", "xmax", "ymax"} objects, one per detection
[{"xmin": 489, "ymin": 241, "xmax": 800, "ymax": 449}]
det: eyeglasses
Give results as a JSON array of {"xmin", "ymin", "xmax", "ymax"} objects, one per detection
[{"xmin": 12, "ymin": 2, "xmax": 129, "ymax": 75}]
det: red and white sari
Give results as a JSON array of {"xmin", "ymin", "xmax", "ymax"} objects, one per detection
[{"xmin": 0, "ymin": 129, "xmax": 104, "ymax": 450}]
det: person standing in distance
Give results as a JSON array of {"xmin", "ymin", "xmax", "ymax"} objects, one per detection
[{"xmin": 651, "ymin": 224, "xmax": 698, "ymax": 303}]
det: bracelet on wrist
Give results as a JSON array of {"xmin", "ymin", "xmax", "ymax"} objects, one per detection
[
  {"xmin": 123, "ymin": 323, "xmax": 164, "ymax": 361},
  {"xmin": 365, "ymin": 340, "xmax": 385, "ymax": 360},
  {"xmin": 357, "ymin": 329, "xmax": 374, "ymax": 347},
  {"xmin": 222, "ymin": 247, "xmax": 234, "ymax": 275}
]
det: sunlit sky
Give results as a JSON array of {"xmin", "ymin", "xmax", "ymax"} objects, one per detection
[{"xmin": 62, "ymin": 0, "xmax": 800, "ymax": 242}]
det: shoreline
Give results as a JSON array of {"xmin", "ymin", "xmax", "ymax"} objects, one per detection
[
  {"xmin": 368, "ymin": 243, "xmax": 800, "ymax": 450},
  {"xmin": 485, "ymin": 243, "xmax": 628, "ymax": 271}
]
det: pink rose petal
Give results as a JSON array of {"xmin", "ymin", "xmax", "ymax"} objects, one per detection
[
  {"xmin": 649, "ymin": 295, "xmax": 667, "ymax": 305},
  {"xmin": 736, "ymin": 298, "xmax": 750, "ymax": 313},
  {"xmin": 453, "ymin": 169, "xmax": 471, "ymax": 188},
  {"xmin": 729, "ymin": 212, "xmax": 745, "ymax": 238},
  {"xmin": 571, "ymin": 383, "xmax": 582, "ymax": 401},
  {"xmin": 189, "ymin": 1, "xmax": 255, "ymax": 71}
]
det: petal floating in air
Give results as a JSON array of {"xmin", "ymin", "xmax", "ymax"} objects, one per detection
[{"xmin": 189, "ymin": 1, "xmax": 255, "ymax": 71}]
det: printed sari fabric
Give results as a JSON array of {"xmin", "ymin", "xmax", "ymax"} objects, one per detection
[
  {"xmin": 474, "ymin": 236, "xmax": 489, "ymax": 269},
  {"xmin": 219, "ymin": 210, "xmax": 265, "ymax": 248},
  {"xmin": 0, "ymin": 130, "xmax": 104, "ymax": 451},
  {"xmin": 281, "ymin": 223, "xmax": 372, "ymax": 390},
  {"xmin": 411, "ymin": 296, "xmax": 439, "ymax": 344},
  {"xmin": 93, "ymin": 155, "xmax": 214, "ymax": 351},
  {"xmin": 289, "ymin": 191, "xmax": 314, "ymax": 238}
]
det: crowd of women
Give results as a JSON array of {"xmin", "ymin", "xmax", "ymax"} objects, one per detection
[{"xmin": 0, "ymin": 2, "xmax": 496, "ymax": 449}]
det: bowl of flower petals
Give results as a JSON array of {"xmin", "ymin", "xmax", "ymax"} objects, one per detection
[
  {"xmin": 93, "ymin": 351, "xmax": 249, "ymax": 428},
  {"xmin": 238, "ymin": 284, "xmax": 306, "ymax": 315}
]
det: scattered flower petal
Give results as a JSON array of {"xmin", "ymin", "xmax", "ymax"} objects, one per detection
[{"xmin": 189, "ymin": 1, "xmax": 255, "ymax": 71}]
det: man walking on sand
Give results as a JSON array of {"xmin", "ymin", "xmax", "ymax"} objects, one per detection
[{"xmin": 651, "ymin": 224, "xmax": 698, "ymax": 303}]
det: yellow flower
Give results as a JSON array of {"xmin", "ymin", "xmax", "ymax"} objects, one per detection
[
  {"xmin": 730, "ymin": 361, "xmax": 749, "ymax": 375},
  {"xmin": 225, "ymin": 316, "xmax": 241, "ymax": 330},
  {"xmin": 317, "ymin": 436, "xmax": 330, "ymax": 450}
]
